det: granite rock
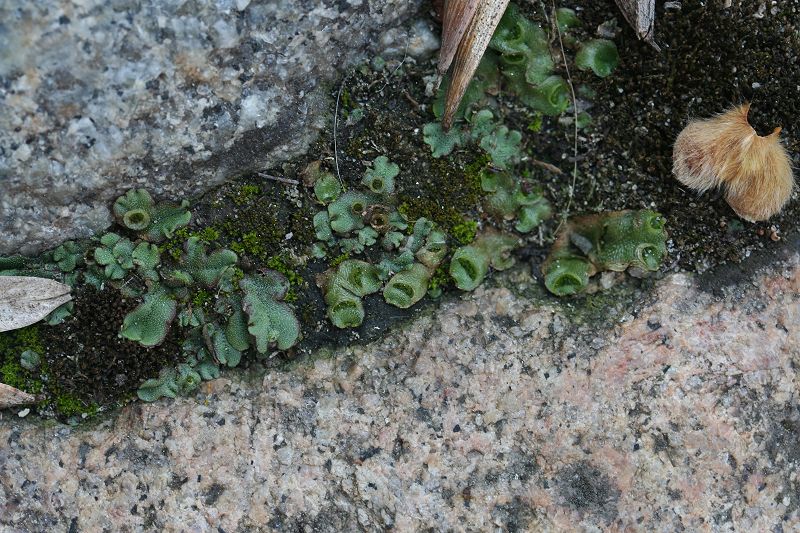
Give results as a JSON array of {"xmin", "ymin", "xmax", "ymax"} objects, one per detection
[
  {"xmin": 0, "ymin": 0, "xmax": 429, "ymax": 255},
  {"xmin": 1, "ymin": 252, "xmax": 798, "ymax": 531}
]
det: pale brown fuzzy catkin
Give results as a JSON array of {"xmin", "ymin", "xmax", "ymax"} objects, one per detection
[{"xmin": 672, "ymin": 103, "xmax": 794, "ymax": 222}]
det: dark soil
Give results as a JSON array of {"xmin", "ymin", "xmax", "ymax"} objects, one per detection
[
  {"xmin": 565, "ymin": 0, "xmax": 800, "ymax": 274},
  {"xmin": 39, "ymin": 286, "xmax": 182, "ymax": 407}
]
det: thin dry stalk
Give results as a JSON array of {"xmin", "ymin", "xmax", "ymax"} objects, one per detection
[{"xmin": 551, "ymin": 2, "xmax": 580, "ymax": 233}]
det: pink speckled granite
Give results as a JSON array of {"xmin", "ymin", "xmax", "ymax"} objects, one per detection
[{"xmin": 1, "ymin": 253, "xmax": 798, "ymax": 532}]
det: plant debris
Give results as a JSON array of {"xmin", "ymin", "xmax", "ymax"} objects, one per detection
[{"xmin": 0, "ymin": 276, "xmax": 72, "ymax": 333}]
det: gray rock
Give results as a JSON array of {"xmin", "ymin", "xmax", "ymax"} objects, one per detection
[
  {"xmin": 0, "ymin": 0, "xmax": 425, "ymax": 255},
  {"xmin": 1, "ymin": 254, "xmax": 798, "ymax": 531}
]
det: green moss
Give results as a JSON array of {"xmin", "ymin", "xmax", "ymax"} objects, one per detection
[
  {"xmin": 160, "ymin": 226, "xmax": 221, "ymax": 261},
  {"xmin": 527, "ymin": 113, "xmax": 543, "ymax": 132},
  {"xmin": 231, "ymin": 267, "xmax": 246, "ymax": 287},
  {"xmin": 426, "ymin": 263, "xmax": 452, "ymax": 295},
  {"xmin": 0, "ymin": 330, "xmax": 42, "ymax": 386},
  {"xmin": 0, "ymin": 325, "xmax": 44, "ymax": 355},
  {"xmin": 227, "ymin": 231, "xmax": 262, "ymax": 257},
  {"xmin": 451, "ymin": 219, "xmax": 478, "ymax": 245},
  {"xmin": 1, "ymin": 359, "xmax": 26, "ymax": 389},
  {"xmin": 217, "ymin": 200, "xmax": 287, "ymax": 260},
  {"xmin": 54, "ymin": 393, "xmax": 95, "ymax": 417},
  {"xmin": 0, "ymin": 327, "xmax": 46, "ymax": 395},
  {"xmin": 0, "ymin": 325, "xmax": 44, "ymax": 394},
  {"xmin": 192, "ymin": 289, "xmax": 212, "ymax": 308},
  {"xmin": 241, "ymin": 231, "xmax": 266, "ymax": 257},
  {"xmin": 344, "ymin": 131, "xmax": 369, "ymax": 159},
  {"xmin": 290, "ymin": 207, "xmax": 316, "ymax": 244},
  {"xmin": 341, "ymin": 88, "xmax": 353, "ymax": 110},
  {"xmin": 329, "ymin": 252, "xmax": 351, "ymax": 269},
  {"xmin": 266, "ymin": 255, "xmax": 305, "ymax": 303},
  {"xmin": 462, "ymin": 155, "xmax": 491, "ymax": 195},
  {"xmin": 396, "ymin": 156, "xmax": 483, "ymax": 235},
  {"xmin": 195, "ymin": 227, "xmax": 221, "ymax": 242},
  {"xmin": 228, "ymin": 184, "xmax": 262, "ymax": 206},
  {"xmin": 398, "ymin": 198, "xmax": 463, "ymax": 234},
  {"xmin": 161, "ymin": 232, "xmax": 187, "ymax": 261}
]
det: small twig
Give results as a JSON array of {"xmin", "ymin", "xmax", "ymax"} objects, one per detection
[
  {"xmin": 333, "ymin": 74, "xmax": 349, "ymax": 190},
  {"xmin": 257, "ymin": 172, "xmax": 299, "ymax": 186},
  {"xmin": 531, "ymin": 159, "xmax": 564, "ymax": 175},
  {"xmin": 552, "ymin": 2, "xmax": 579, "ymax": 234},
  {"xmin": 539, "ymin": 1, "xmax": 550, "ymax": 24},
  {"xmin": 402, "ymin": 90, "xmax": 421, "ymax": 110},
  {"xmin": 377, "ymin": 41, "xmax": 410, "ymax": 94}
]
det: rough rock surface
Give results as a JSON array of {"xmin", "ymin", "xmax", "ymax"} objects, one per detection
[
  {"xmin": 1, "ymin": 251, "xmax": 798, "ymax": 531},
  {"xmin": 0, "ymin": 0, "xmax": 430, "ymax": 255}
]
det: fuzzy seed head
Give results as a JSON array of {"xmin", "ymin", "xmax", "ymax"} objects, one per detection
[{"xmin": 672, "ymin": 103, "xmax": 794, "ymax": 222}]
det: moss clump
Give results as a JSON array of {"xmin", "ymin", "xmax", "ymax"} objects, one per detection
[
  {"xmin": 329, "ymin": 252, "xmax": 351, "ymax": 269},
  {"xmin": 395, "ymin": 155, "xmax": 483, "ymax": 234},
  {"xmin": 229, "ymin": 231, "xmax": 266, "ymax": 258},
  {"xmin": 426, "ymin": 263, "xmax": 452, "ymax": 298},
  {"xmin": 161, "ymin": 226, "xmax": 221, "ymax": 260},
  {"xmin": 192, "ymin": 289, "xmax": 212, "ymax": 308},
  {"xmin": 194, "ymin": 227, "xmax": 221, "ymax": 242},
  {"xmin": 0, "ymin": 326, "xmax": 45, "ymax": 393},
  {"xmin": 451, "ymin": 219, "xmax": 478, "ymax": 245},
  {"xmin": 54, "ymin": 393, "xmax": 96, "ymax": 418},
  {"xmin": 1, "ymin": 359, "xmax": 28, "ymax": 390},
  {"xmin": 0, "ymin": 325, "xmax": 44, "ymax": 355},
  {"xmin": 463, "ymin": 154, "xmax": 491, "ymax": 190},
  {"xmin": 216, "ymin": 185, "xmax": 314, "ymax": 262},
  {"xmin": 289, "ymin": 207, "xmax": 315, "ymax": 245},
  {"xmin": 266, "ymin": 255, "xmax": 305, "ymax": 303},
  {"xmin": 218, "ymin": 206, "xmax": 285, "ymax": 258},
  {"xmin": 228, "ymin": 184, "xmax": 262, "ymax": 206},
  {"xmin": 527, "ymin": 113, "xmax": 544, "ymax": 132}
]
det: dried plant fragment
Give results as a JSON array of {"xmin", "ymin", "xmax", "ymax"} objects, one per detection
[
  {"xmin": 0, "ymin": 383, "xmax": 36, "ymax": 410},
  {"xmin": 673, "ymin": 103, "xmax": 794, "ymax": 222},
  {"xmin": 0, "ymin": 276, "xmax": 72, "ymax": 332},
  {"xmin": 443, "ymin": 0, "xmax": 510, "ymax": 129},
  {"xmin": 438, "ymin": 0, "xmax": 481, "ymax": 79},
  {"xmin": 614, "ymin": 0, "xmax": 658, "ymax": 50}
]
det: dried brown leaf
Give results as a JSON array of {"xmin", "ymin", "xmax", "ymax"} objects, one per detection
[
  {"xmin": 614, "ymin": 0, "xmax": 659, "ymax": 49},
  {"xmin": 443, "ymin": 0, "xmax": 510, "ymax": 129},
  {"xmin": 438, "ymin": 0, "xmax": 480, "ymax": 78},
  {"xmin": 0, "ymin": 276, "xmax": 72, "ymax": 333}
]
